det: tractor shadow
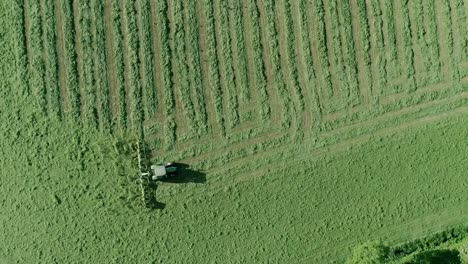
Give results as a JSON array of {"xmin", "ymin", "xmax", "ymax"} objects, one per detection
[
  {"xmin": 158, "ymin": 163, "xmax": 207, "ymax": 184},
  {"xmin": 146, "ymin": 163, "xmax": 206, "ymax": 209}
]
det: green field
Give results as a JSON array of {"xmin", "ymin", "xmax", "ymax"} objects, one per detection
[{"xmin": 2, "ymin": 0, "xmax": 468, "ymax": 263}]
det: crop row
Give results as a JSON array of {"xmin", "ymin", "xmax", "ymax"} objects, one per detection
[
  {"xmin": 138, "ymin": 0, "xmax": 157, "ymax": 120},
  {"xmin": 311, "ymin": 0, "xmax": 333, "ymax": 99},
  {"xmin": 247, "ymin": 0, "xmax": 270, "ymax": 122},
  {"xmin": 297, "ymin": 0, "xmax": 322, "ymax": 129},
  {"xmin": 155, "ymin": 0, "xmax": 176, "ymax": 147},
  {"xmin": 217, "ymin": 0, "xmax": 239, "ymax": 129},
  {"xmin": 380, "ymin": 0, "xmax": 400, "ymax": 81},
  {"xmin": 92, "ymin": 0, "xmax": 112, "ymax": 133},
  {"xmin": 185, "ymin": 1, "xmax": 208, "ymax": 135},
  {"xmin": 339, "ymin": 0, "xmax": 360, "ymax": 106},
  {"xmin": 355, "ymin": 0, "xmax": 374, "ymax": 106},
  {"xmin": 111, "ymin": 0, "xmax": 127, "ymax": 131},
  {"xmin": 203, "ymin": 0, "xmax": 226, "ymax": 137},
  {"xmin": 326, "ymin": 0, "xmax": 350, "ymax": 101},
  {"xmin": 61, "ymin": 0, "xmax": 81, "ymax": 121},
  {"xmin": 43, "ymin": 0, "xmax": 61, "ymax": 120},
  {"xmin": 263, "ymin": 0, "xmax": 292, "ymax": 129},
  {"xmin": 438, "ymin": 0, "xmax": 458, "ymax": 81},
  {"xmin": 412, "ymin": 0, "xmax": 440, "ymax": 86},
  {"xmin": 368, "ymin": 0, "xmax": 387, "ymax": 96},
  {"xmin": 282, "ymin": 1, "xmax": 305, "ymax": 111},
  {"xmin": 422, "ymin": 0, "xmax": 441, "ymax": 84},
  {"xmin": 123, "ymin": 0, "xmax": 144, "ymax": 132},
  {"xmin": 27, "ymin": 0, "xmax": 47, "ymax": 113},
  {"xmin": 12, "ymin": 0, "xmax": 30, "ymax": 97},
  {"xmin": 454, "ymin": 0, "xmax": 468, "ymax": 62},
  {"xmin": 398, "ymin": 0, "xmax": 416, "ymax": 92},
  {"xmin": 231, "ymin": 0, "xmax": 250, "ymax": 104},
  {"xmin": 172, "ymin": 0, "xmax": 197, "ymax": 138},
  {"xmin": 78, "ymin": 0, "xmax": 98, "ymax": 128}
]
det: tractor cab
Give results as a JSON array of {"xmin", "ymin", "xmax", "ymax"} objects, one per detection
[{"xmin": 150, "ymin": 162, "xmax": 177, "ymax": 180}]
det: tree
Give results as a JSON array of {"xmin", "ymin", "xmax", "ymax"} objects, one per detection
[{"xmin": 346, "ymin": 241, "xmax": 389, "ymax": 264}]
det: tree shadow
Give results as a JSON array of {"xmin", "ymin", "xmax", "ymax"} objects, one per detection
[
  {"xmin": 409, "ymin": 249, "xmax": 461, "ymax": 264},
  {"xmin": 158, "ymin": 163, "xmax": 207, "ymax": 184}
]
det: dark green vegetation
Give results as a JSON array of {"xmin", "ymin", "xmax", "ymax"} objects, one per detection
[
  {"xmin": 3, "ymin": 0, "xmax": 468, "ymax": 263},
  {"xmin": 347, "ymin": 226, "xmax": 468, "ymax": 263}
]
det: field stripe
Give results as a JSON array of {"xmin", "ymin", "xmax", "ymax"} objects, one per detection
[
  {"xmin": 435, "ymin": 0, "xmax": 458, "ymax": 81},
  {"xmin": 155, "ymin": 0, "xmax": 176, "ymax": 148},
  {"xmin": 215, "ymin": 0, "xmax": 240, "ymax": 129},
  {"xmin": 77, "ymin": 0, "xmax": 98, "ymax": 128},
  {"xmin": 42, "ymin": 0, "xmax": 61, "ymax": 120},
  {"xmin": 171, "ymin": 0, "xmax": 198, "ymax": 138},
  {"xmin": 60, "ymin": 0, "xmax": 80, "ymax": 121},
  {"xmin": 110, "ymin": 0, "xmax": 127, "ymax": 131},
  {"xmin": 394, "ymin": 0, "xmax": 416, "ymax": 93},
  {"xmin": 246, "ymin": 0, "xmax": 271, "ymax": 123},
  {"xmin": 202, "ymin": 0, "xmax": 226, "ymax": 137},
  {"xmin": 295, "ymin": 0, "xmax": 322, "ymax": 134},
  {"xmin": 123, "ymin": 0, "xmax": 144, "ymax": 132},
  {"xmin": 54, "ymin": 0, "xmax": 69, "ymax": 119},
  {"xmin": 260, "ymin": 0, "xmax": 292, "ymax": 129},
  {"xmin": 92, "ymin": 0, "xmax": 112, "ymax": 133},
  {"xmin": 26, "ymin": 0, "xmax": 47, "ymax": 113},
  {"xmin": 184, "ymin": 0, "xmax": 208, "ymax": 135},
  {"xmin": 137, "ymin": 0, "xmax": 157, "ymax": 120},
  {"xmin": 229, "ymin": 0, "xmax": 250, "ymax": 105}
]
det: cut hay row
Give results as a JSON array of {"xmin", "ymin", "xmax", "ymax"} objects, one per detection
[
  {"xmin": 436, "ymin": 0, "xmax": 458, "ymax": 81},
  {"xmin": 155, "ymin": 0, "xmax": 176, "ymax": 148},
  {"xmin": 369, "ymin": 0, "xmax": 387, "ymax": 97},
  {"xmin": 247, "ymin": 0, "xmax": 270, "ymax": 122},
  {"xmin": 172, "ymin": 0, "xmax": 197, "ymax": 137},
  {"xmin": 282, "ymin": 1, "xmax": 305, "ymax": 112},
  {"xmin": 297, "ymin": 0, "xmax": 322, "ymax": 131},
  {"xmin": 216, "ymin": 0, "xmax": 240, "ymax": 129},
  {"xmin": 421, "ymin": 0, "xmax": 440, "ymax": 77},
  {"xmin": 138, "ymin": 0, "xmax": 157, "ymax": 120},
  {"xmin": 61, "ymin": 0, "xmax": 80, "ymax": 121},
  {"xmin": 454, "ymin": 0, "xmax": 468, "ymax": 62},
  {"xmin": 91, "ymin": 0, "xmax": 112, "ymax": 133},
  {"xmin": 324, "ymin": 0, "xmax": 348, "ymax": 101},
  {"xmin": 396, "ymin": 0, "xmax": 416, "ymax": 92},
  {"xmin": 310, "ymin": 0, "xmax": 333, "ymax": 100},
  {"xmin": 78, "ymin": 0, "xmax": 98, "ymax": 128},
  {"xmin": 110, "ymin": 0, "xmax": 127, "ymax": 131},
  {"xmin": 12, "ymin": 0, "xmax": 30, "ymax": 96},
  {"xmin": 263, "ymin": 0, "xmax": 292, "ymax": 128},
  {"xmin": 43, "ymin": 0, "xmax": 61, "ymax": 120},
  {"xmin": 185, "ymin": 0, "xmax": 208, "ymax": 135},
  {"xmin": 230, "ymin": 0, "xmax": 250, "ymax": 104},
  {"xmin": 338, "ymin": 0, "xmax": 359, "ymax": 106},
  {"xmin": 203, "ymin": 0, "xmax": 226, "ymax": 137},
  {"xmin": 123, "ymin": 0, "xmax": 144, "ymax": 132},
  {"xmin": 380, "ymin": 0, "xmax": 400, "ymax": 82},
  {"xmin": 27, "ymin": 0, "xmax": 47, "ymax": 113}
]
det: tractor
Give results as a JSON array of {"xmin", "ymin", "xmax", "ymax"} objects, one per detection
[{"xmin": 149, "ymin": 162, "xmax": 178, "ymax": 180}]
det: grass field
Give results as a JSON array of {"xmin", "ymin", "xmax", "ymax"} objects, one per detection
[{"xmin": 2, "ymin": 0, "xmax": 468, "ymax": 263}]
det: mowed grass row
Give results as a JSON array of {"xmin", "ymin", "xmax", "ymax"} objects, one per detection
[
  {"xmin": 137, "ymin": 0, "xmax": 157, "ymax": 120},
  {"xmin": 27, "ymin": 0, "xmax": 47, "ymax": 113},
  {"xmin": 91, "ymin": 0, "xmax": 112, "ymax": 133},
  {"xmin": 43, "ymin": 0, "xmax": 61, "ymax": 120},
  {"xmin": 78, "ymin": 0, "xmax": 98, "ymax": 128},
  {"xmin": 185, "ymin": 0, "xmax": 208, "ymax": 135},
  {"xmin": 216, "ymin": 0, "xmax": 239, "ymax": 129},
  {"xmin": 247, "ymin": 0, "xmax": 270, "ymax": 122},
  {"xmin": 172, "ymin": 0, "xmax": 197, "ymax": 137}
]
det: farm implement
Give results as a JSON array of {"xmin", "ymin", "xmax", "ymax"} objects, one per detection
[{"xmin": 135, "ymin": 140, "xmax": 177, "ymax": 208}]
